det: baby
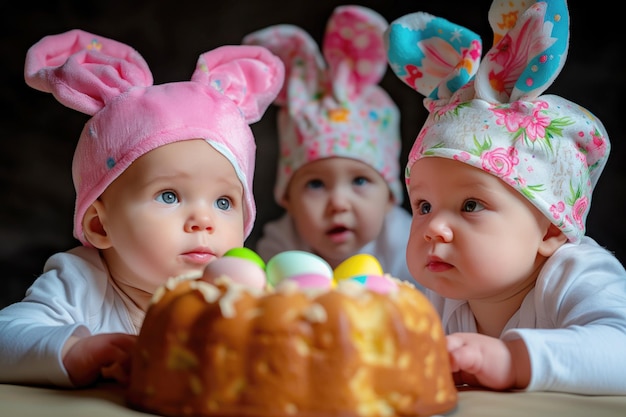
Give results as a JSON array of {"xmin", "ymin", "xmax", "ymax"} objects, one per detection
[
  {"xmin": 386, "ymin": 0, "xmax": 626, "ymax": 394},
  {"xmin": 244, "ymin": 5, "xmax": 419, "ymax": 285},
  {"xmin": 0, "ymin": 29, "xmax": 283, "ymax": 387}
]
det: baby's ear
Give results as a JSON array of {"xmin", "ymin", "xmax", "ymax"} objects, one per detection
[
  {"xmin": 81, "ymin": 201, "xmax": 112, "ymax": 249},
  {"xmin": 538, "ymin": 223, "xmax": 568, "ymax": 257},
  {"xmin": 386, "ymin": 191, "xmax": 395, "ymax": 211},
  {"xmin": 278, "ymin": 191, "xmax": 291, "ymax": 210}
]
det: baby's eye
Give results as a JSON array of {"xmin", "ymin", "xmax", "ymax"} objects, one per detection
[
  {"xmin": 462, "ymin": 199, "xmax": 485, "ymax": 212},
  {"xmin": 156, "ymin": 191, "xmax": 178, "ymax": 205},
  {"xmin": 417, "ymin": 201, "xmax": 431, "ymax": 215},
  {"xmin": 216, "ymin": 197, "xmax": 232, "ymax": 211},
  {"xmin": 353, "ymin": 176, "xmax": 370, "ymax": 186},
  {"xmin": 306, "ymin": 179, "xmax": 324, "ymax": 190}
]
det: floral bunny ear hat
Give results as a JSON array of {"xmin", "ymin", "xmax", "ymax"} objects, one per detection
[
  {"xmin": 244, "ymin": 5, "xmax": 403, "ymax": 205},
  {"xmin": 386, "ymin": 0, "xmax": 610, "ymax": 243},
  {"xmin": 25, "ymin": 29, "xmax": 284, "ymax": 243}
]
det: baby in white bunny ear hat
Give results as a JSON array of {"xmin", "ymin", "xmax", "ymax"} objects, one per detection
[
  {"xmin": 387, "ymin": 0, "xmax": 626, "ymax": 394},
  {"xmin": 245, "ymin": 5, "xmax": 420, "ymax": 288}
]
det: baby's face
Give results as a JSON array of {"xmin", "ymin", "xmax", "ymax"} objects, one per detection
[
  {"xmin": 93, "ymin": 139, "xmax": 245, "ymax": 295},
  {"xmin": 406, "ymin": 157, "xmax": 554, "ymax": 301},
  {"xmin": 283, "ymin": 157, "xmax": 393, "ymax": 268}
]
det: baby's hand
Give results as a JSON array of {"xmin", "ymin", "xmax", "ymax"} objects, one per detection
[
  {"xmin": 446, "ymin": 332, "xmax": 530, "ymax": 390},
  {"xmin": 62, "ymin": 333, "xmax": 137, "ymax": 387}
]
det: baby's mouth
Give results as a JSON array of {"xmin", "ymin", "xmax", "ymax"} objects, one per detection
[{"xmin": 327, "ymin": 225, "xmax": 349, "ymax": 236}]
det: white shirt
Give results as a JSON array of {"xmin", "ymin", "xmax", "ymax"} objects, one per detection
[
  {"xmin": 426, "ymin": 236, "xmax": 626, "ymax": 394},
  {"xmin": 255, "ymin": 205, "xmax": 421, "ymax": 287},
  {"xmin": 0, "ymin": 246, "xmax": 141, "ymax": 387}
]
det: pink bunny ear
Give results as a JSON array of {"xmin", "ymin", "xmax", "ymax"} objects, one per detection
[
  {"xmin": 191, "ymin": 45, "xmax": 285, "ymax": 124},
  {"xmin": 24, "ymin": 29, "xmax": 153, "ymax": 115},
  {"xmin": 242, "ymin": 25, "xmax": 323, "ymax": 107},
  {"xmin": 323, "ymin": 5, "xmax": 388, "ymax": 100}
]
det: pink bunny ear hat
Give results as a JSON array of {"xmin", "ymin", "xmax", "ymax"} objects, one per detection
[
  {"xmin": 24, "ymin": 29, "xmax": 285, "ymax": 244},
  {"xmin": 386, "ymin": 0, "xmax": 610, "ymax": 243},
  {"xmin": 243, "ymin": 5, "xmax": 403, "ymax": 205}
]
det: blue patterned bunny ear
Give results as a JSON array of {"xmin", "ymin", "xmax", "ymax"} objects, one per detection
[
  {"xmin": 475, "ymin": 0, "xmax": 569, "ymax": 103},
  {"xmin": 385, "ymin": 12, "xmax": 482, "ymax": 100},
  {"xmin": 488, "ymin": 0, "xmax": 533, "ymax": 47}
]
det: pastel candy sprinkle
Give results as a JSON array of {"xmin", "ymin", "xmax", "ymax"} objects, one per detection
[{"xmin": 350, "ymin": 274, "xmax": 397, "ymax": 294}]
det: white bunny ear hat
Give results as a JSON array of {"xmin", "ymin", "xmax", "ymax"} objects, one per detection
[
  {"xmin": 386, "ymin": 0, "xmax": 610, "ymax": 243},
  {"xmin": 24, "ymin": 29, "xmax": 285, "ymax": 243},
  {"xmin": 244, "ymin": 5, "xmax": 403, "ymax": 206}
]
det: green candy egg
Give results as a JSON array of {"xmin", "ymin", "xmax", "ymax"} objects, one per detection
[{"xmin": 224, "ymin": 247, "xmax": 266, "ymax": 271}]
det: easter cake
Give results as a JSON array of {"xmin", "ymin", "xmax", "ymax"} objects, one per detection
[{"xmin": 126, "ymin": 250, "xmax": 457, "ymax": 417}]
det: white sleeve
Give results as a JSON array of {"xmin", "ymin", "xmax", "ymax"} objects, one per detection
[
  {"xmin": 503, "ymin": 239, "xmax": 626, "ymax": 394},
  {"xmin": 254, "ymin": 214, "xmax": 308, "ymax": 262},
  {"xmin": 0, "ymin": 247, "xmax": 106, "ymax": 387}
]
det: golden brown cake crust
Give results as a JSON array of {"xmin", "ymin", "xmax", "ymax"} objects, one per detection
[{"xmin": 126, "ymin": 277, "xmax": 458, "ymax": 417}]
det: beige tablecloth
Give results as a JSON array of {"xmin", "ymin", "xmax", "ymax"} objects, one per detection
[{"xmin": 1, "ymin": 383, "xmax": 625, "ymax": 417}]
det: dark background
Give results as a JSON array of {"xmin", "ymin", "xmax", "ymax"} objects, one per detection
[{"xmin": 1, "ymin": 1, "xmax": 623, "ymax": 308}]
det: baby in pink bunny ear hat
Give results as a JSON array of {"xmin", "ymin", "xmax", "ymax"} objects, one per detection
[
  {"xmin": 386, "ymin": 0, "xmax": 626, "ymax": 394},
  {"xmin": 0, "ymin": 29, "xmax": 284, "ymax": 388},
  {"xmin": 244, "ymin": 5, "xmax": 420, "ymax": 288}
]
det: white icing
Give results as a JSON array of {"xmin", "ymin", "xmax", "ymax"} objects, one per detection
[
  {"xmin": 195, "ymin": 281, "xmax": 221, "ymax": 303},
  {"xmin": 151, "ymin": 286, "xmax": 166, "ymax": 305},
  {"xmin": 219, "ymin": 284, "xmax": 244, "ymax": 318},
  {"xmin": 303, "ymin": 303, "xmax": 327, "ymax": 323}
]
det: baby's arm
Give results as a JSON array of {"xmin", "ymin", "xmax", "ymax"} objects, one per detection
[
  {"xmin": 0, "ymin": 247, "xmax": 137, "ymax": 387},
  {"xmin": 447, "ymin": 332, "xmax": 530, "ymax": 391},
  {"xmin": 62, "ymin": 333, "xmax": 137, "ymax": 387}
]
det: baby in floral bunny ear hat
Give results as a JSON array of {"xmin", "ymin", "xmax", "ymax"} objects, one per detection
[
  {"xmin": 244, "ymin": 5, "xmax": 420, "ymax": 287},
  {"xmin": 0, "ymin": 29, "xmax": 283, "ymax": 388},
  {"xmin": 386, "ymin": 0, "xmax": 626, "ymax": 394}
]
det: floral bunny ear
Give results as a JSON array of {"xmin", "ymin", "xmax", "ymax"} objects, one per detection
[
  {"xmin": 322, "ymin": 5, "xmax": 389, "ymax": 100},
  {"xmin": 386, "ymin": 1, "xmax": 569, "ymax": 104},
  {"xmin": 243, "ymin": 5, "xmax": 390, "ymax": 111},
  {"xmin": 242, "ymin": 5, "xmax": 404, "ymax": 205},
  {"xmin": 386, "ymin": 0, "xmax": 569, "ymax": 103},
  {"xmin": 242, "ymin": 24, "xmax": 324, "ymax": 108},
  {"xmin": 385, "ymin": 13, "xmax": 482, "ymax": 100},
  {"xmin": 476, "ymin": 0, "xmax": 569, "ymax": 102},
  {"xmin": 488, "ymin": 0, "xmax": 531, "ymax": 46},
  {"xmin": 24, "ymin": 29, "xmax": 153, "ymax": 115}
]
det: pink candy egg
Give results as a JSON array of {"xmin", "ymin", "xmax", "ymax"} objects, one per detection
[
  {"xmin": 282, "ymin": 273, "xmax": 333, "ymax": 289},
  {"xmin": 348, "ymin": 275, "xmax": 397, "ymax": 294},
  {"xmin": 201, "ymin": 256, "xmax": 266, "ymax": 289}
]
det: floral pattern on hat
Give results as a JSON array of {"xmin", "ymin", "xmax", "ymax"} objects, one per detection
[
  {"xmin": 244, "ymin": 5, "xmax": 403, "ymax": 205},
  {"xmin": 387, "ymin": 0, "xmax": 610, "ymax": 243}
]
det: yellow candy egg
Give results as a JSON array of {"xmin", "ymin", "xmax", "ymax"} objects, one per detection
[{"xmin": 333, "ymin": 254, "xmax": 383, "ymax": 282}]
